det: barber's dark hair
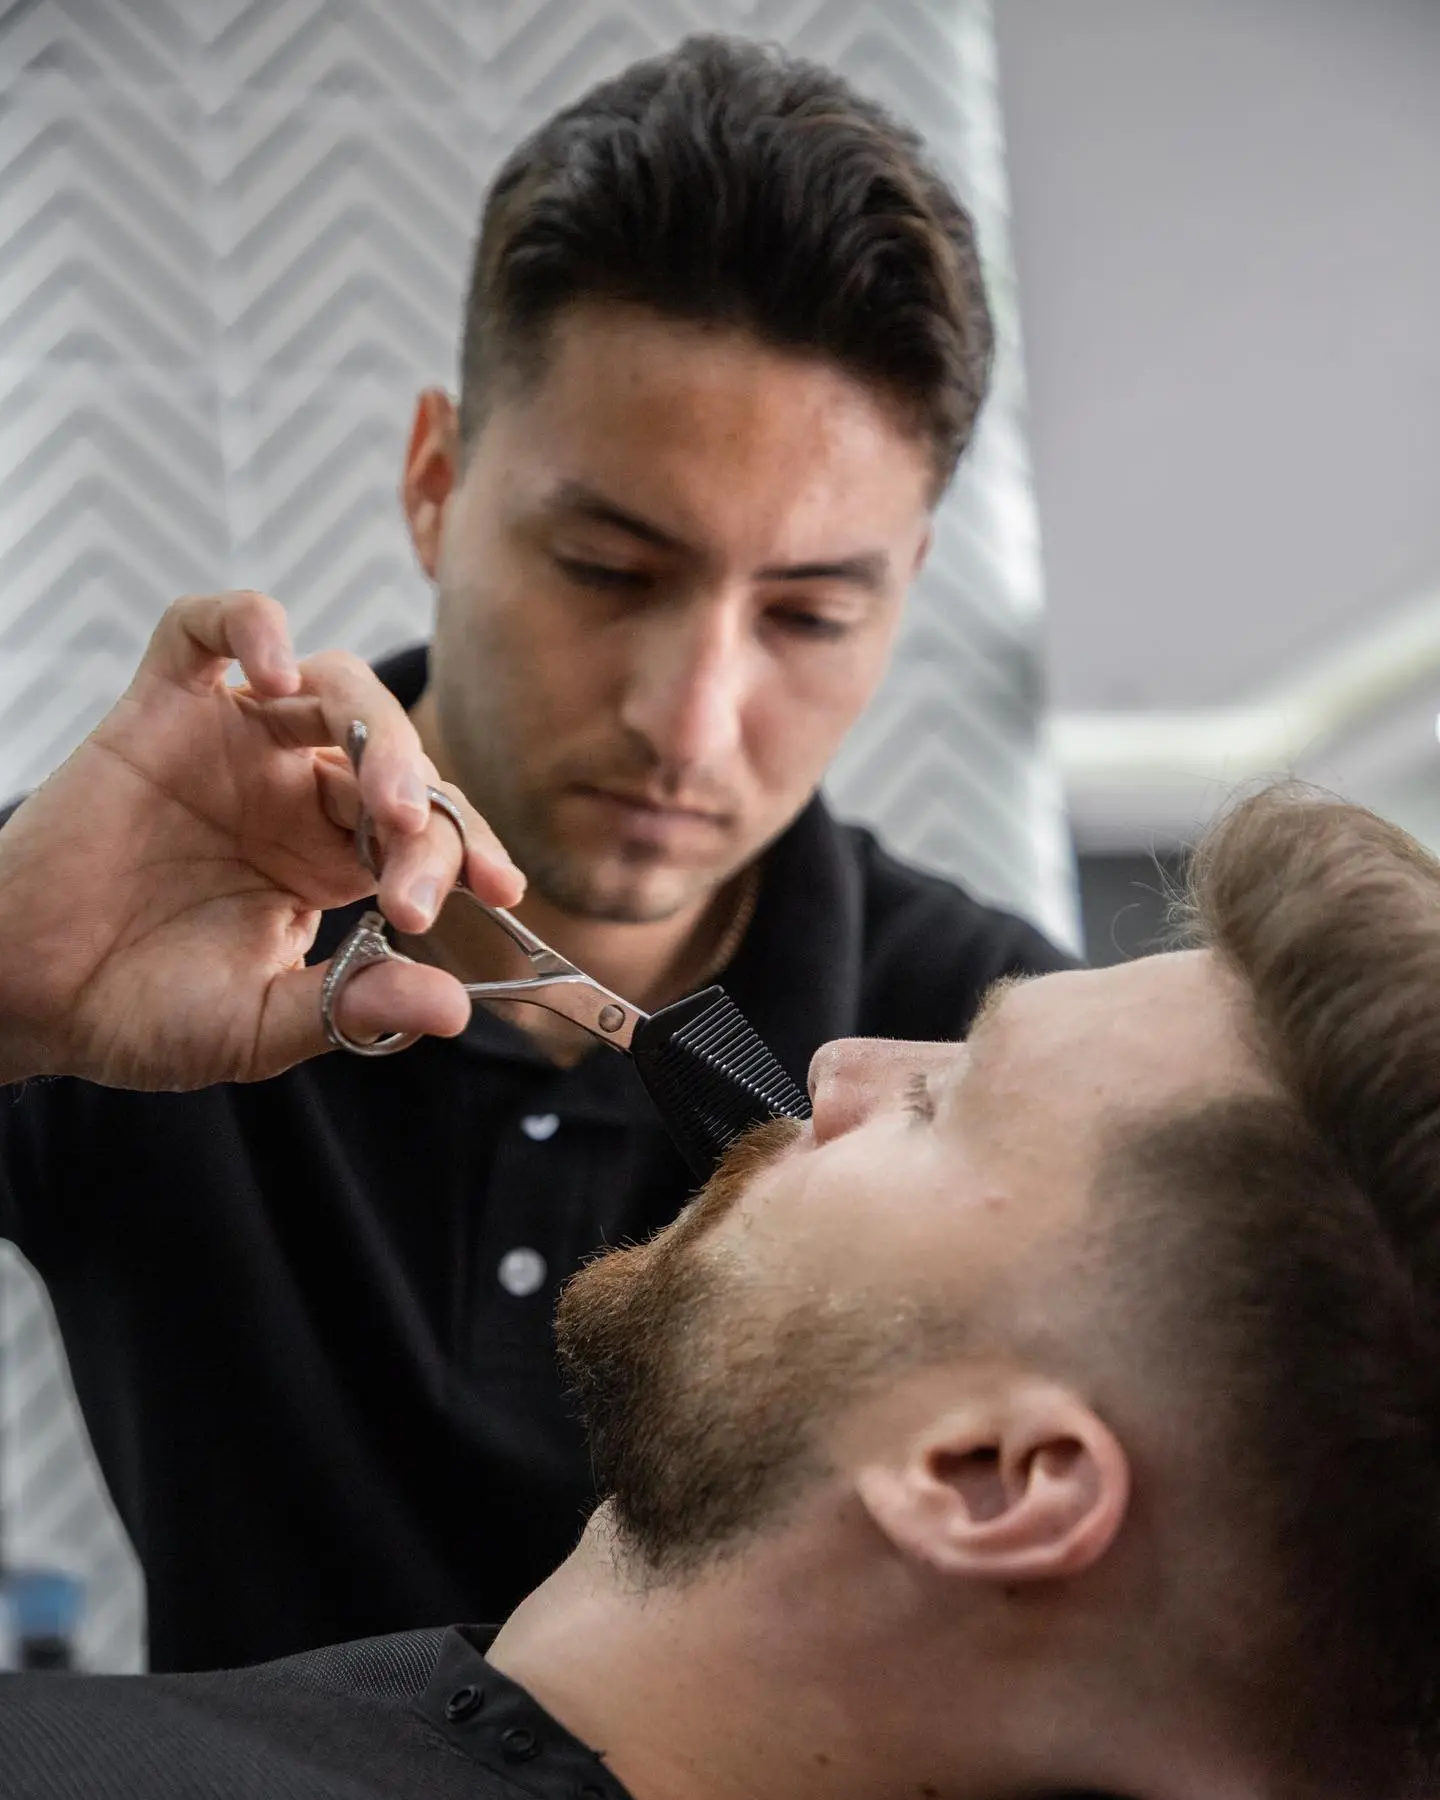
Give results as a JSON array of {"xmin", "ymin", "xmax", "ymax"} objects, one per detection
[
  {"xmin": 457, "ymin": 34, "xmax": 993, "ymax": 494},
  {"xmin": 1105, "ymin": 789, "xmax": 1440, "ymax": 1795}
]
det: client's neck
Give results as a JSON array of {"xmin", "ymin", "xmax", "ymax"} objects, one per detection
[
  {"xmin": 486, "ymin": 1504, "xmax": 973, "ymax": 1800},
  {"xmin": 487, "ymin": 1508, "xmax": 1260, "ymax": 1800}
]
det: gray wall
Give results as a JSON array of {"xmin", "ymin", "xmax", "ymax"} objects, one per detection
[
  {"xmin": 996, "ymin": 0, "xmax": 1440, "ymax": 724},
  {"xmin": 1077, "ymin": 850, "xmax": 1182, "ymax": 966}
]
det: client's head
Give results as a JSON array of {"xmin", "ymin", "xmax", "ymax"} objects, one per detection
[{"xmin": 557, "ymin": 788, "xmax": 1440, "ymax": 1800}]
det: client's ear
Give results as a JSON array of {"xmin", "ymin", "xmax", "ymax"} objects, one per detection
[{"xmin": 855, "ymin": 1380, "xmax": 1129, "ymax": 1582}]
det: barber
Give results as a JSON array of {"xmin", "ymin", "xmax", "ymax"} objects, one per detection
[{"xmin": 0, "ymin": 36, "xmax": 1074, "ymax": 1671}]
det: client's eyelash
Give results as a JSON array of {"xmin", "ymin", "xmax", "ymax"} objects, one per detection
[{"xmin": 904, "ymin": 1070, "xmax": 936, "ymax": 1123}]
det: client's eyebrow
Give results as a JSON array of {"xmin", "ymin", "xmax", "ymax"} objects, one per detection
[{"xmin": 965, "ymin": 973, "xmax": 1033, "ymax": 1050}]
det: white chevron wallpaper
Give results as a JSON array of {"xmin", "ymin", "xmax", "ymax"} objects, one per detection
[{"xmin": 0, "ymin": 0, "xmax": 1074, "ymax": 1673}]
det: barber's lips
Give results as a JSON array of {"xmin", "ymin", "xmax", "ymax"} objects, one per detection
[{"xmin": 571, "ymin": 785, "xmax": 729, "ymax": 842}]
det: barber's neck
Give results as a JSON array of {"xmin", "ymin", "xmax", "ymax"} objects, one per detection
[
  {"xmin": 508, "ymin": 873, "xmax": 747, "ymax": 1014},
  {"xmin": 406, "ymin": 874, "xmax": 747, "ymax": 1066}
]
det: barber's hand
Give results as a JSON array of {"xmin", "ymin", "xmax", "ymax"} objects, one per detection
[{"xmin": 0, "ymin": 592, "xmax": 524, "ymax": 1089}]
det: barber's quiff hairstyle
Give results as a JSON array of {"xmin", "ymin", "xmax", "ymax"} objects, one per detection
[
  {"xmin": 457, "ymin": 34, "xmax": 994, "ymax": 494},
  {"xmin": 1108, "ymin": 790, "xmax": 1440, "ymax": 1795}
]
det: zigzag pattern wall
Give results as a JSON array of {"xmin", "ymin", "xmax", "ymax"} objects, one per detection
[{"xmin": 0, "ymin": 0, "xmax": 1074, "ymax": 1672}]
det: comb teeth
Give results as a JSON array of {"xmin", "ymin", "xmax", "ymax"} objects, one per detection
[{"xmin": 630, "ymin": 984, "xmax": 812, "ymax": 1179}]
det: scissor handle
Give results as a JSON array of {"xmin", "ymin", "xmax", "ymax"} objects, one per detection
[
  {"xmin": 321, "ymin": 898, "xmax": 644, "ymax": 1057},
  {"xmin": 320, "ymin": 911, "xmax": 420, "ymax": 1057},
  {"xmin": 470, "ymin": 899, "xmax": 562, "ymax": 963}
]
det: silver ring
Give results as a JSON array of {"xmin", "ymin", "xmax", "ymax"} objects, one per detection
[
  {"xmin": 424, "ymin": 785, "xmax": 469, "ymax": 866},
  {"xmin": 320, "ymin": 910, "xmax": 419, "ymax": 1057},
  {"xmin": 353, "ymin": 784, "xmax": 467, "ymax": 886},
  {"xmin": 326, "ymin": 788, "xmax": 470, "ymax": 1058}
]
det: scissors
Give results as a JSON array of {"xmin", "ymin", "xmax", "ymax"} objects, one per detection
[
  {"xmin": 320, "ymin": 722, "xmax": 639, "ymax": 1059},
  {"xmin": 319, "ymin": 722, "xmax": 810, "ymax": 1177}
]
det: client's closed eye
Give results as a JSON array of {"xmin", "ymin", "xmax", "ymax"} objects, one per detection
[{"xmin": 904, "ymin": 1070, "xmax": 936, "ymax": 1123}]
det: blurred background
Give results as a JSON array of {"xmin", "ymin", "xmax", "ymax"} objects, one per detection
[
  {"xmin": 0, "ymin": 0, "xmax": 1437, "ymax": 1670},
  {"xmin": 999, "ymin": 0, "xmax": 1440, "ymax": 962}
]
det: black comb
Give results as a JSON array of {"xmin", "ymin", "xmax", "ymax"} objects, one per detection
[{"xmin": 629, "ymin": 984, "xmax": 812, "ymax": 1179}]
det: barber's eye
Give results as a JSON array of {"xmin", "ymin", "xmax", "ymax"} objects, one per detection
[
  {"xmin": 768, "ymin": 606, "xmax": 850, "ymax": 642},
  {"xmin": 903, "ymin": 1071, "xmax": 935, "ymax": 1123},
  {"xmin": 555, "ymin": 556, "xmax": 652, "ymax": 592}
]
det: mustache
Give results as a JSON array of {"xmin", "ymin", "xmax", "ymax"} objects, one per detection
[
  {"xmin": 666, "ymin": 1115, "xmax": 809, "ymax": 1247},
  {"xmin": 555, "ymin": 745, "xmax": 741, "ymax": 814},
  {"xmin": 558, "ymin": 1115, "xmax": 805, "ymax": 1327}
]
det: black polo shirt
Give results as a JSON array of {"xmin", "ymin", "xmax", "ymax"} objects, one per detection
[
  {"xmin": 0, "ymin": 646, "xmax": 1074, "ymax": 1672},
  {"xmin": 0, "ymin": 1624, "xmax": 632, "ymax": 1799}
]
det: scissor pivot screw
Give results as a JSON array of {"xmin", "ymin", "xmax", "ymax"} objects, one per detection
[{"xmin": 597, "ymin": 1005, "xmax": 626, "ymax": 1033}]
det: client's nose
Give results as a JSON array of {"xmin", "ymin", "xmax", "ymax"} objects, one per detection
[{"xmin": 807, "ymin": 1038, "xmax": 960, "ymax": 1145}]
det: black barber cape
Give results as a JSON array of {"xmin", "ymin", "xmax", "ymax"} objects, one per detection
[
  {"xmin": 0, "ymin": 1625, "xmax": 633, "ymax": 1800},
  {"xmin": 0, "ymin": 646, "xmax": 1075, "ymax": 1672}
]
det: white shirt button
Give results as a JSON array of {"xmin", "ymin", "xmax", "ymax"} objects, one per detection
[
  {"xmin": 498, "ymin": 1247, "xmax": 548, "ymax": 1297},
  {"xmin": 520, "ymin": 1112, "xmax": 560, "ymax": 1141}
]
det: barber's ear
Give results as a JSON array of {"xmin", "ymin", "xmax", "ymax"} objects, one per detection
[
  {"xmin": 854, "ymin": 1381, "xmax": 1129, "ymax": 1583},
  {"xmin": 401, "ymin": 389, "xmax": 462, "ymax": 579},
  {"xmin": 909, "ymin": 525, "xmax": 933, "ymax": 581}
]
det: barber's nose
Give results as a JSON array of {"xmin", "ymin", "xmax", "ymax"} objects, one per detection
[
  {"xmin": 807, "ymin": 1038, "xmax": 960, "ymax": 1146},
  {"xmin": 618, "ymin": 596, "xmax": 746, "ymax": 773}
]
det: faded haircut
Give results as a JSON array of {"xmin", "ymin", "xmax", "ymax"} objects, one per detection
[
  {"xmin": 456, "ymin": 34, "xmax": 993, "ymax": 496},
  {"xmin": 1103, "ymin": 788, "xmax": 1440, "ymax": 1795}
]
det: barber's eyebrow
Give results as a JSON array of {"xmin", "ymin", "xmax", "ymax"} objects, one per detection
[
  {"xmin": 547, "ymin": 480, "xmax": 891, "ymax": 591},
  {"xmin": 550, "ymin": 482, "xmax": 685, "ymax": 553},
  {"xmin": 755, "ymin": 549, "xmax": 889, "ymax": 591}
]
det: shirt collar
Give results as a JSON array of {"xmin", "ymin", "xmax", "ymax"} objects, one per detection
[
  {"xmin": 719, "ymin": 793, "xmax": 863, "ymax": 1080},
  {"xmin": 420, "ymin": 1624, "xmax": 633, "ymax": 1799}
]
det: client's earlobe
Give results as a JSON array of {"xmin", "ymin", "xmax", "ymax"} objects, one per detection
[{"xmin": 854, "ymin": 1382, "xmax": 1130, "ymax": 1585}]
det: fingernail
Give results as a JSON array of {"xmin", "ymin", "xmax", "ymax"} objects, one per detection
[
  {"xmin": 410, "ymin": 876, "xmax": 439, "ymax": 923},
  {"xmin": 398, "ymin": 771, "xmax": 427, "ymax": 814}
]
